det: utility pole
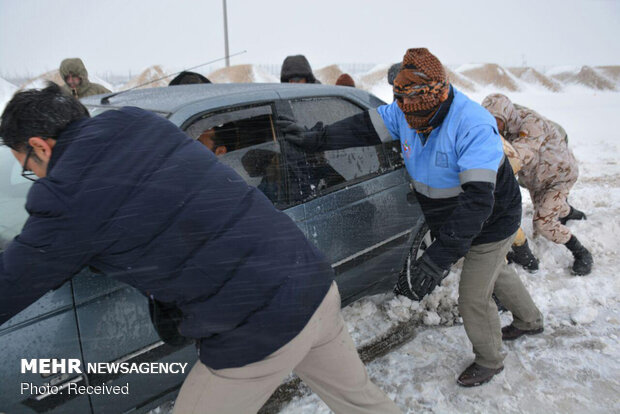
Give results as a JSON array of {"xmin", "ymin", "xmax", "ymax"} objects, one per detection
[{"xmin": 223, "ymin": 0, "xmax": 230, "ymax": 67}]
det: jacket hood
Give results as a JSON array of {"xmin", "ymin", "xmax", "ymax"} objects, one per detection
[
  {"xmin": 168, "ymin": 71, "xmax": 211, "ymax": 86},
  {"xmin": 280, "ymin": 55, "xmax": 317, "ymax": 83},
  {"xmin": 481, "ymin": 93, "xmax": 520, "ymax": 135},
  {"xmin": 60, "ymin": 58, "xmax": 90, "ymax": 83}
]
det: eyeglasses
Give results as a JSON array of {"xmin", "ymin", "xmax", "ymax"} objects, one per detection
[{"xmin": 21, "ymin": 146, "xmax": 37, "ymax": 182}]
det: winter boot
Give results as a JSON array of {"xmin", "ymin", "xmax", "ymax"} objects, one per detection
[
  {"xmin": 506, "ymin": 240, "xmax": 539, "ymax": 273},
  {"xmin": 457, "ymin": 363, "xmax": 504, "ymax": 387},
  {"xmin": 560, "ymin": 205, "xmax": 587, "ymax": 225},
  {"xmin": 565, "ymin": 235, "xmax": 593, "ymax": 276},
  {"xmin": 501, "ymin": 324, "xmax": 544, "ymax": 341}
]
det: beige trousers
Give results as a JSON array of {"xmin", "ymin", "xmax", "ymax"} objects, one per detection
[
  {"xmin": 173, "ymin": 282, "xmax": 401, "ymax": 414},
  {"xmin": 531, "ymin": 182, "xmax": 575, "ymax": 244},
  {"xmin": 459, "ymin": 233, "xmax": 543, "ymax": 369}
]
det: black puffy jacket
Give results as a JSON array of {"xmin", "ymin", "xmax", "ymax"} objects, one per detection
[{"xmin": 0, "ymin": 107, "xmax": 332, "ymax": 369}]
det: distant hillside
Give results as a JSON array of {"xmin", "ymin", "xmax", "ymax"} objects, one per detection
[
  {"xmin": 457, "ymin": 63, "xmax": 521, "ymax": 92},
  {"xmin": 596, "ymin": 65, "xmax": 620, "ymax": 82},
  {"xmin": 547, "ymin": 65, "xmax": 616, "ymax": 91},
  {"xmin": 445, "ymin": 67, "xmax": 477, "ymax": 92},
  {"xmin": 508, "ymin": 67, "xmax": 563, "ymax": 92},
  {"xmin": 122, "ymin": 65, "xmax": 169, "ymax": 90},
  {"xmin": 315, "ymin": 64, "xmax": 344, "ymax": 85},
  {"xmin": 207, "ymin": 64, "xmax": 278, "ymax": 83},
  {"xmin": 11, "ymin": 62, "xmax": 620, "ymax": 100}
]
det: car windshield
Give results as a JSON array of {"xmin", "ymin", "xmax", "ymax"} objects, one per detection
[{"xmin": 0, "ymin": 147, "xmax": 31, "ymax": 249}]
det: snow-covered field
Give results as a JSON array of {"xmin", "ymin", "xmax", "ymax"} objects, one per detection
[{"xmin": 280, "ymin": 89, "xmax": 620, "ymax": 414}]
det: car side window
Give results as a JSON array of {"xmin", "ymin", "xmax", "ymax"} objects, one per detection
[
  {"xmin": 185, "ymin": 105, "xmax": 292, "ymax": 208},
  {"xmin": 288, "ymin": 97, "xmax": 391, "ymax": 200}
]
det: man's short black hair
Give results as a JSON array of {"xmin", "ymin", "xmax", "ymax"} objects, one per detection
[{"xmin": 0, "ymin": 82, "xmax": 90, "ymax": 150}]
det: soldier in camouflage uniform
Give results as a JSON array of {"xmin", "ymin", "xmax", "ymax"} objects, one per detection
[
  {"xmin": 501, "ymin": 137, "xmax": 540, "ymax": 272},
  {"xmin": 59, "ymin": 58, "xmax": 111, "ymax": 99},
  {"xmin": 482, "ymin": 94, "xmax": 592, "ymax": 275}
]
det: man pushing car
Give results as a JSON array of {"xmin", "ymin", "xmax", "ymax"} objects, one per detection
[{"xmin": 0, "ymin": 83, "xmax": 400, "ymax": 414}]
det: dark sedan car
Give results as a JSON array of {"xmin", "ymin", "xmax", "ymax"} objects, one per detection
[{"xmin": 0, "ymin": 83, "xmax": 430, "ymax": 413}]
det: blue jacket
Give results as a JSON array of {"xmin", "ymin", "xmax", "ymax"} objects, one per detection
[
  {"xmin": 0, "ymin": 107, "xmax": 332, "ymax": 369},
  {"xmin": 306, "ymin": 87, "xmax": 521, "ymax": 269}
]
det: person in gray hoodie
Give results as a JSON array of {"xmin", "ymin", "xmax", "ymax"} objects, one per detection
[
  {"xmin": 59, "ymin": 58, "xmax": 110, "ymax": 98},
  {"xmin": 280, "ymin": 54, "xmax": 320, "ymax": 83}
]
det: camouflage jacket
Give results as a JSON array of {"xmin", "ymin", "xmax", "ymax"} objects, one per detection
[
  {"xmin": 482, "ymin": 94, "xmax": 577, "ymax": 192},
  {"xmin": 59, "ymin": 58, "xmax": 111, "ymax": 99}
]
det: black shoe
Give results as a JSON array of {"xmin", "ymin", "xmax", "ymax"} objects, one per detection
[
  {"xmin": 501, "ymin": 324, "xmax": 544, "ymax": 340},
  {"xmin": 565, "ymin": 235, "xmax": 593, "ymax": 276},
  {"xmin": 506, "ymin": 240, "xmax": 539, "ymax": 273},
  {"xmin": 457, "ymin": 363, "xmax": 504, "ymax": 387},
  {"xmin": 560, "ymin": 205, "xmax": 587, "ymax": 225}
]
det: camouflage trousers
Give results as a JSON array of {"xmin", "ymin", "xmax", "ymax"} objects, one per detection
[{"xmin": 531, "ymin": 181, "xmax": 575, "ymax": 244}]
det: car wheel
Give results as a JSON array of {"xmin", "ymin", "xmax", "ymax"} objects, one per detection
[{"xmin": 403, "ymin": 223, "xmax": 433, "ymax": 278}]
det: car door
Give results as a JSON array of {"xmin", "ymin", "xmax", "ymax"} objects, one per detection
[
  {"xmin": 71, "ymin": 270, "xmax": 197, "ymax": 414},
  {"xmin": 0, "ymin": 149, "xmax": 92, "ymax": 414},
  {"xmin": 284, "ymin": 97, "xmax": 423, "ymax": 304},
  {"xmin": 182, "ymin": 102, "xmax": 309, "ymax": 238}
]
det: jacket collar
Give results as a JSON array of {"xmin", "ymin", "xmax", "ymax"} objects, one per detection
[
  {"xmin": 48, "ymin": 117, "xmax": 90, "ymax": 173},
  {"xmin": 419, "ymin": 85, "xmax": 454, "ymax": 143}
]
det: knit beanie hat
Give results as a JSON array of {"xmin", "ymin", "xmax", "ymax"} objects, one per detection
[
  {"xmin": 335, "ymin": 73, "xmax": 355, "ymax": 87},
  {"xmin": 393, "ymin": 48, "xmax": 450, "ymax": 132}
]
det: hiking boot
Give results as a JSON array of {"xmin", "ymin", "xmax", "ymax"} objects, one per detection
[
  {"xmin": 457, "ymin": 363, "xmax": 504, "ymax": 387},
  {"xmin": 565, "ymin": 235, "xmax": 593, "ymax": 276},
  {"xmin": 506, "ymin": 240, "xmax": 539, "ymax": 273},
  {"xmin": 501, "ymin": 324, "xmax": 544, "ymax": 340},
  {"xmin": 560, "ymin": 205, "xmax": 587, "ymax": 225}
]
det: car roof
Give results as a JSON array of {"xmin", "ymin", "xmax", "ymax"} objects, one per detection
[{"xmin": 81, "ymin": 83, "xmax": 384, "ymax": 116}]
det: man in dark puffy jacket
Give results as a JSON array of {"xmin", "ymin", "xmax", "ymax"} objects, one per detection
[
  {"xmin": 280, "ymin": 54, "xmax": 321, "ymax": 84},
  {"xmin": 0, "ymin": 84, "xmax": 400, "ymax": 414},
  {"xmin": 59, "ymin": 57, "xmax": 111, "ymax": 98},
  {"xmin": 279, "ymin": 48, "xmax": 544, "ymax": 387}
]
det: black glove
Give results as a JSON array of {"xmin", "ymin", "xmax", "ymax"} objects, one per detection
[
  {"xmin": 394, "ymin": 253, "xmax": 449, "ymax": 301},
  {"xmin": 276, "ymin": 116, "xmax": 324, "ymax": 151}
]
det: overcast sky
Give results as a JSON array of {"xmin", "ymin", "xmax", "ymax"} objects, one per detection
[{"xmin": 1, "ymin": 0, "xmax": 619, "ymax": 77}]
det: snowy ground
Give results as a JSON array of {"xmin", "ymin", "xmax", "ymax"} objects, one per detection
[{"xmin": 279, "ymin": 89, "xmax": 620, "ymax": 413}]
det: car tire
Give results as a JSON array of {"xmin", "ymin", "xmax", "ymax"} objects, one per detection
[{"xmin": 402, "ymin": 223, "xmax": 433, "ymax": 278}]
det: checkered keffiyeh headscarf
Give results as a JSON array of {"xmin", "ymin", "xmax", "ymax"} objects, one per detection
[{"xmin": 393, "ymin": 48, "xmax": 450, "ymax": 132}]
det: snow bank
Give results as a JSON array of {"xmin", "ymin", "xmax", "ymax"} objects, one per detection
[
  {"xmin": 207, "ymin": 64, "xmax": 278, "ymax": 83},
  {"xmin": 458, "ymin": 63, "xmax": 522, "ymax": 92},
  {"xmin": 509, "ymin": 67, "xmax": 563, "ymax": 92},
  {"xmin": 314, "ymin": 64, "xmax": 344, "ymax": 85},
  {"xmin": 548, "ymin": 66, "xmax": 616, "ymax": 91},
  {"xmin": 122, "ymin": 65, "xmax": 169, "ymax": 89}
]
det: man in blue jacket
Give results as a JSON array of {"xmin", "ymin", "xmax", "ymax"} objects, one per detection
[
  {"xmin": 279, "ymin": 48, "xmax": 544, "ymax": 387},
  {"xmin": 0, "ymin": 84, "xmax": 400, "ymax": 414}
]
